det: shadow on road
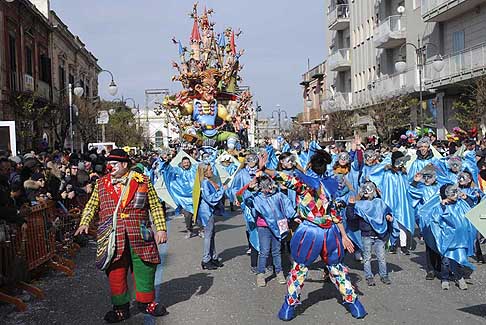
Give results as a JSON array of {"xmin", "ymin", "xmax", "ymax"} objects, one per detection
[
  {"xmin": 457, "ymin": 304, "xmax": 486, "ymax": 318},
  {"xmin": 219, "ymin": 245, "xmax": 248, "ymax": 263},
  {"xmin": 216, "ymin": 223, "xmax": 245, "ymax": 233},
  {"xmin": 158, "ymin": 273, "xmax": 214, "ymax": 307}
]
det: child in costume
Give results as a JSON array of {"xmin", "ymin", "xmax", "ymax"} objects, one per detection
[
  {"xmin": 409, "ymin": 164, "xmax": 442, "ymax": 280},
  {"xmin": 261, "ymin": 150, "xmax": 367, "ymax": 321},
  {"xmin": 382, "ymin": 151, "xmax": 414, "ymax": 255},
  {"xmin": 242, "ymin": 175, "xmax": 297, "ymax": 287},
  {"xmin": 457, "ymin": 171, "xmax": 485, "ymax": 263},
  {"xmin": 347, "ymin": 182, "xmax": 398, "ymax": 286},
  {"xmin": 420, "ymin": 184, "xmax": 477, "ymax": 290},
  {"xmin": 197, "ymin": 163, "xmax": 227, "ymax": 270}
]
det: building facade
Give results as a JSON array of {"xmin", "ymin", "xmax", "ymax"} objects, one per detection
[
  {"xmin": 301, "ymin": 0, "xmax": 486, "ymax": 140},
  {"xmin": 0, "ymin": 0, "xmax": 101, "ymax": 153}
]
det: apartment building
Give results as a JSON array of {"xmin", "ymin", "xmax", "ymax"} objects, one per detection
[
  {"xmin": 303, "ymin": 0, "xmax": 486, "ymax": 139},
  {"xmin": 0, "ymin": 0, "xmax": 101, "ymax": 152}
]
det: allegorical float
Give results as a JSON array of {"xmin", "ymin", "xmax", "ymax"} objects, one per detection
[{"xmin": 161, "ymin": 2, "xmax": 253, "ymax": 148}]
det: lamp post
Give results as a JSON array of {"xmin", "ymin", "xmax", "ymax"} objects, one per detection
[
  {"xmin": 395, "ymin": 38, "xmax": 444, "ymax": 130},
  {"xmin": 99, "ymin": 69, "xmax": 118, "ymax": 96},
  {"xmin": 270, "ymin": 104, "xmax": 289, "ymax": 135},
  {"xmin": 255, "ymin": 102, "xmax": 262, "ymax": 145}
]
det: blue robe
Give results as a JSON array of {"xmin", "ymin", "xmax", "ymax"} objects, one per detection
[
  {"xmin": 381, "ymin": 169, "xmax": 415, "ymax": 235},
  {"xmin": 419, "ymin": 196, "xmax": 477, "ymax": 270},
  {"xmin": 408, "ymin": 182, "xmax": 440, "ymax": 231},
  {"xmin": 222, "ymin": 163, "xmax": 239, "ymax": 202},
  {"xmin": 245, "ymin": 191, "xmax": 296, "ymax": 240},
  {"xmin": 359, "ymin": 155, "xmax": 391, "ymax": 188},
  {"xmin": 354, "ymin": 198, "xmax": 400, "ymax": 246},
  {"xmin": 407, "ymin": 152, "xmax": 441, "ymax": 183},
  {"xmin": 265, "ymin": 145, "xmax": 279, "ymax": 170},
  {"xmin": 230, "ymin": 167, "xmax": 259, "ymax": 251},
  {"xmin": 198, "ymin": 179, "xmax": 226, "ymax": 227},
  {"xmin": 160, "ymin": 161, "xmax": 197, "ymax": 213}
]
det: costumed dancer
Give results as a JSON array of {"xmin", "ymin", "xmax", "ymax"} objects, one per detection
[
  {"xmin": 230, "ymin": 153, "xmax": 260, "ymax": 272},
  {"xmin": 457, "ymin": 170, "xmax": 485, "ymax": 263},
  {"xmin": 219, "ymin": 153, "xmax": 239, "ymax": 211},
  {"xmin": 241, "ymin": 175, "xmax": 297, "ymax": 287},
  {"xmin": 419, "ymin": 184, "xmax": 477, "ymax": 290},
  {"xmin": 197, "ymin": 163, "xmax": 227, "ymax": 270},
  {"xmin": 382, "ymin": 151, "xmax": 414, "ymax": 255},
  {"xmin": 261, "ymin": 150, "xmax": 367, "ymax": 321},
  {"xmin": 159, "ymin": 153, "xmax": 198, "ymax": 239},
  {"xmin": 407, "ymin": 137, "xmax": 440, "ymax": 183},
  {"xmin": 346, "ymin": 182, "xmax": 399, "ymax": 286},
  {"xmin": 358, "ymin": 149, "xmax": 390, "ymax": 189},
  {"xmin": 332, "ymin": 151, "xmax": 363, "ymax": 259},
  {"xmin": 408, "ymin": 164, "xmax": 442, "ymax": 280},
  {"xmin": 75, "ymin": 149, "xmax": 168, "ymax": 323}
]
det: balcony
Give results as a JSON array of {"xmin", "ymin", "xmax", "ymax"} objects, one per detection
[
  {"xmin": 369, "ymin": 68, "xmax": 417, "ymax": 102},
  {"xmin": 374, "ymin": 15, "xmax": 406, "ymax": 49},
  {"xmin": 309, "ymin": 62, "xmax": 325, "ymax": 79},
  {"xmin": 424, "ymin": 42, "xmax": 486, "ymax": 89},
  {"xmin": 37, "ymin": 80, "xmax": 51, "ymax": 101},
  {"xmin": 421, "ymin": 0, "xmax": 486, "ymax": 22},
  {"xmin": 328, "ymin": 4, "xmax": 350, "ymax": 30},
  {"xmin": 328, "ymin": 49, "xmax": 351, "ymax": 72},
  {"xmin": 324, "ymin": 92, "xmax": 352, "ymax": 112}
]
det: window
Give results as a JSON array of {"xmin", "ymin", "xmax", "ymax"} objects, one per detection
[
  {"xmin": 452, "ymin": 31, "xmax": 465, "ymax": 70},
  {"xmin": 155, "ymin": 131, "xmax": 163, "ymax": 148},
  {"xmin": 8, "ymin": 33, "xmax": 18, "ymax": 91},
  {"xmin": 39, "ymin": 53, "xmax": 51, "ymax": 83},
  {"xmin": 25, "ymin": 47, "xmax": 33, "ymax": 76},
  {"xmin": 58, "ymin": 65, "xmax": 66, "ymax": 92}
]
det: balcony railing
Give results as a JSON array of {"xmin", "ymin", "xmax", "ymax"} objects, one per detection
[
  {"xmin": 328, "ymin": 4, "xmax": 350, "ymax": 30},
  {"xmin": 374, "ymin": 15, "xmax": 406, "ymax": 49},
  {"xmin": 328, "ymin": 49, "xmax": 351, "ymax": 72},
  {"xmin": 309, "ymin": 62, "xmax": 326, "ymax": 79},
  {"xmin": 424, "ymin": 42, "xmax": 486, "ymax": 89},
  {"xmin": 352, "ymin": 68, "xmax": 417, "ymax": 108},
  {"xmin": 37, "ymin": 80, "xmax": 51, "ymax": 101},
  {"xmin": 421, "ymin": 0, "xmax": 484, "ymax": 22}
]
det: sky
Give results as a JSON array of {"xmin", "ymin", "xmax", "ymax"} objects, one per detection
[{"xmin": 50, "ymin": 0, "xmax": 327, "ymax": 118}]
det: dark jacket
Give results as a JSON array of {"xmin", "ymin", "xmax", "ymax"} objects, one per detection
[{"xmin": 346, "ymin": 202, "xmax": 383, "ymax": 239}]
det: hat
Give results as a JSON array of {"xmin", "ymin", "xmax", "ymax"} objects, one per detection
[
  {"xmin": 31, "ymin": 172, "xmax": 45, "ymax": 181},
  {"xmin": 106, "ymin": 149, "xmax": 130, "ymax": 162},
  {"xmin": 23, "ymin": 153, "xmax": 35, "ymax": 160},
  {"xmin": 9, "ymin": 156, "xmax": 22, "ymax": 164}
]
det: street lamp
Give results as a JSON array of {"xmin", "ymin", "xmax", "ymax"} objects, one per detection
[
  {"xmin": 99, "ymin": 69, "xmax": 118, "ymax": 96},
  {"xmin": 395, "ymin": 38, "xmax": 444, "ymax": 130},
  {"xmin": 271, "ymin": 104, "xmax": 289, "ymax": 134}
]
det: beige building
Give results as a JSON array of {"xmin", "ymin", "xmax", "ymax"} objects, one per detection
[{"xmin": 300, "ymin": 0, "xmax": 486, "ymax": 140}]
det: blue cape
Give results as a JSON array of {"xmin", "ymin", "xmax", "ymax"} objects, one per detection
[
  {"xmin": 381, "ymin": 170, "xmax": 415, "ymax": 234},
  {"xmin": 419, "ymin": 196, "xmax": 477, "ymax": 270},
  {"xmin": 354, "ymin": 198, "xmax": 400, "ymax": 246},
  {"xmin": 160, "ymin": 162, "xmax": 197, "ymax": 213}
]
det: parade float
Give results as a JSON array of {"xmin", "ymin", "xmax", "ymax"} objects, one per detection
[{"xmin": 160, "ymin": 2, "xmax": 253, "ymax": 149}]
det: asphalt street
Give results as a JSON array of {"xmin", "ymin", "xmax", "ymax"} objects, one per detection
[{"xmin": 2, "ymin": 209, "xmax": 486, "ymax": 324}]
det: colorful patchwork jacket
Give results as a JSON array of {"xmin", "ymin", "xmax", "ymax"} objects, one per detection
[{"xmin": 80, "ymin": 172, "xmax": 166, "ymax": 265}]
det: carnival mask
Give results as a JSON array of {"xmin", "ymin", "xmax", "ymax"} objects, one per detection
[
  {"xmin": 257, "ymin": 176, "xmax": 276, "ymax": 194},
  {"xmin": 422, "ymin": 172, "xmax": 436, "ymax": 185},
  {"xmin": 291, "ymin": 141, "xmax": 302, "ymax": 152},
  {"xmin": 280, "ymin": 156, "xmax": 295, "ymax": 168},
  {"xmin": 246, "ymin": 154, "xmax": 259, "ymax": 166},
  {"xmin": 360, "ymin": 182, "xmax": 377, "ymax": 199},
  {"xmin": 338, "ymin": 152, "xmax": 350, "ymax": 164},
  {"xmin": 393, "ymin": 155, "xmax": 410, "ymax": 169},
  {"xmin": 447, "ymin": 157, "xmax": 463, "ymax": 173},
  {"xmin": 444, "ymin": 184, "xmax": 461, "ymax": 201},
  {"xmin": 364, "ymin": 150, "xmax": 376, "ymax": 165},
  {"xmin": 458, "ymin": 172, "xmax": 472, "ymax": 187}
]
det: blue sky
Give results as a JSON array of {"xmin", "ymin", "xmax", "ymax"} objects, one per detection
[{"xmin": 51, "ymin": 0, "xmax": 327, "ymax": 117}]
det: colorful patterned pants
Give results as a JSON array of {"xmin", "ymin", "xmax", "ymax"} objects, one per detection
[
  {"xmin": 107, "ymin": 245, "xmax": 157, "ymax": 306},
  {"xmin": 286, "ymin": 221, "xmax": 357, "ymax": 306}
]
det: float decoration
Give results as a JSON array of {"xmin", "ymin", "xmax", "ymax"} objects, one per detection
[{"xmin": 160, "ymin": 2, "xmax": 253, "ymax": 146}]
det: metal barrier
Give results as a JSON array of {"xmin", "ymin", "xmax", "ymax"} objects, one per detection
[{"xmin": 0, "ymin": 201, "xmax": 82, "ymax": 311}]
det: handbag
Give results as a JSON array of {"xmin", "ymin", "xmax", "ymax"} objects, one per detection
[{"xmin": 96, "ymin": 172, "xmax": 133, "ymax": 271}]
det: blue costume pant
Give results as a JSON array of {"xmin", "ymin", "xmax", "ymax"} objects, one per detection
[{"xmin": 285, "ymin": 221, "xmax": 357, "ymax": 305}]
